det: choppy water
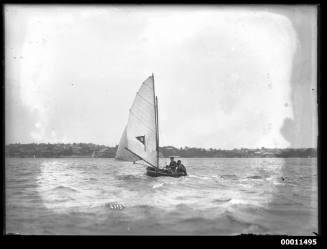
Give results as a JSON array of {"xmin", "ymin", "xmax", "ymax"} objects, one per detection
[{"xmin": 6, "ymin": 157, "xmax": 318, "ymax": 235}]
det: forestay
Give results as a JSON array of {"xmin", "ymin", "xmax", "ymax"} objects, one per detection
[{"xmin": 115, "ymin": 76, "xmax": 158, "ymax": 167}]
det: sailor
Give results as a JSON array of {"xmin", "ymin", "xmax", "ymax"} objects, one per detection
[
  {"xmin": 165, "ymin": 156, "xmax": 177, "ymax": 172},
  {"xmin": 176, "ymin": 160, "xmax": 187, "ymax": 175},
  {"xmin": 169, "ymin": 156, "xmax": 177, "ymax": 169}
]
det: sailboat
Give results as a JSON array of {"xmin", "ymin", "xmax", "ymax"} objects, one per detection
[{"xmin": 115, "ymin": 74, "xmax": 186, "ymax": 178}]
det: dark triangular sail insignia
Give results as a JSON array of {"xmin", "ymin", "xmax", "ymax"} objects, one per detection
[
  {"xmin": 136, "ymin": 135, "xmax": 146, "ymax": 151},
  {"xmin": 136, "ymin": 135, "xmax": 145, "ymax": 145}
]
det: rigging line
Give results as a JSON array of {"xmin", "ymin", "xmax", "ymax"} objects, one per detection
[{"xmin": 129, "ymin": 109, "xmax": 156, "ymax": 132}]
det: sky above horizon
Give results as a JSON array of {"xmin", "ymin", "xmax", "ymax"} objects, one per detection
[{"xmin": 5, "ymin": 5, "xmax": 317, "ymax": 149}]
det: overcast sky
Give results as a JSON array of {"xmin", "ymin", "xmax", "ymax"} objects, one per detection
[{"xmin": 5, "ymin": 5, "xmax": 317, "ymax": 149}]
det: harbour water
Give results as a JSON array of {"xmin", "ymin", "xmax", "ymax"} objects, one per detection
[{"xmin": 5, "ymin": 157, "xmax": 318, "ymax": 235}]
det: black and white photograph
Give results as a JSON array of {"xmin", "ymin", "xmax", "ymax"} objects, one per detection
[{"xmin": 5, "ymin": 5, "xmax": 318, "ymax": 236}]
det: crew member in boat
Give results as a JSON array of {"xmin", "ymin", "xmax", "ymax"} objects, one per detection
[
  {"xmin": 176, "ymin": 160, "xmax": 187, "ymax": 175},
  {"xmin": 164, "ymin": 156, "xmax": 177, "ymax": 172}
]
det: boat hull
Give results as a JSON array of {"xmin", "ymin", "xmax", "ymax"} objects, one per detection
[{"xmin": 146, "ymin": 167, "xmax": 187, "ymax": 178}]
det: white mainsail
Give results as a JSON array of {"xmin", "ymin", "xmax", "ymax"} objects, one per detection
[{"xmin": 115, "ymin": 75, "xmax": 158, "ymax": 167}]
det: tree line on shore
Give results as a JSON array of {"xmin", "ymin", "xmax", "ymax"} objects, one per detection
[{"xmin": 5, "ymin": 143, "xmax": 317, "ymax": 158}]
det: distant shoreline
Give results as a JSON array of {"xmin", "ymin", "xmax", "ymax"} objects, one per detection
[
  {"xmin": 5, "ymin": 143, "xmax": 317, "ymax": 158},
  {"xmin": 5, "ymin": 156, "xmax": 317, "ymax": 159}
]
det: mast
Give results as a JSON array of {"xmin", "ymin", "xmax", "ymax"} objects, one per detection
[
  {"xmin": 152, "ymin": 73, "xmax": 159, "ymax": 168},
  {"xmin": 155, "ymin": 96, "xmax": 159, "ymax": 168}
]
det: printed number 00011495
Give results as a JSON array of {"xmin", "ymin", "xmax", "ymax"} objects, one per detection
[{"xmin": 281, "ymin": 239, "xmax": 317, "ymax": 246}]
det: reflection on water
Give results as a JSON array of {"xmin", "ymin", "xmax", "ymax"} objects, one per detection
[{"xmin": 6, "ymin": 157, "xmax": 317, "ymax": 235}]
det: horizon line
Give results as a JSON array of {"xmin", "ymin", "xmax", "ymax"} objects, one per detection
[{"xmin": 4, "ymin": 142, "xmax": 317, "ymax": 150}]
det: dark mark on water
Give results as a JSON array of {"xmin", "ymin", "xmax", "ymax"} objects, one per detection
[{"xmin": 105, "ymin": 202, "xmax": 125, "ymax": 210}]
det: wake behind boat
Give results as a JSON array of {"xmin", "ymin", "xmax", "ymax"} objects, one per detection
[{"xmin": 115, "ymin": 74, "xmax": 187, "ymax": 178}]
